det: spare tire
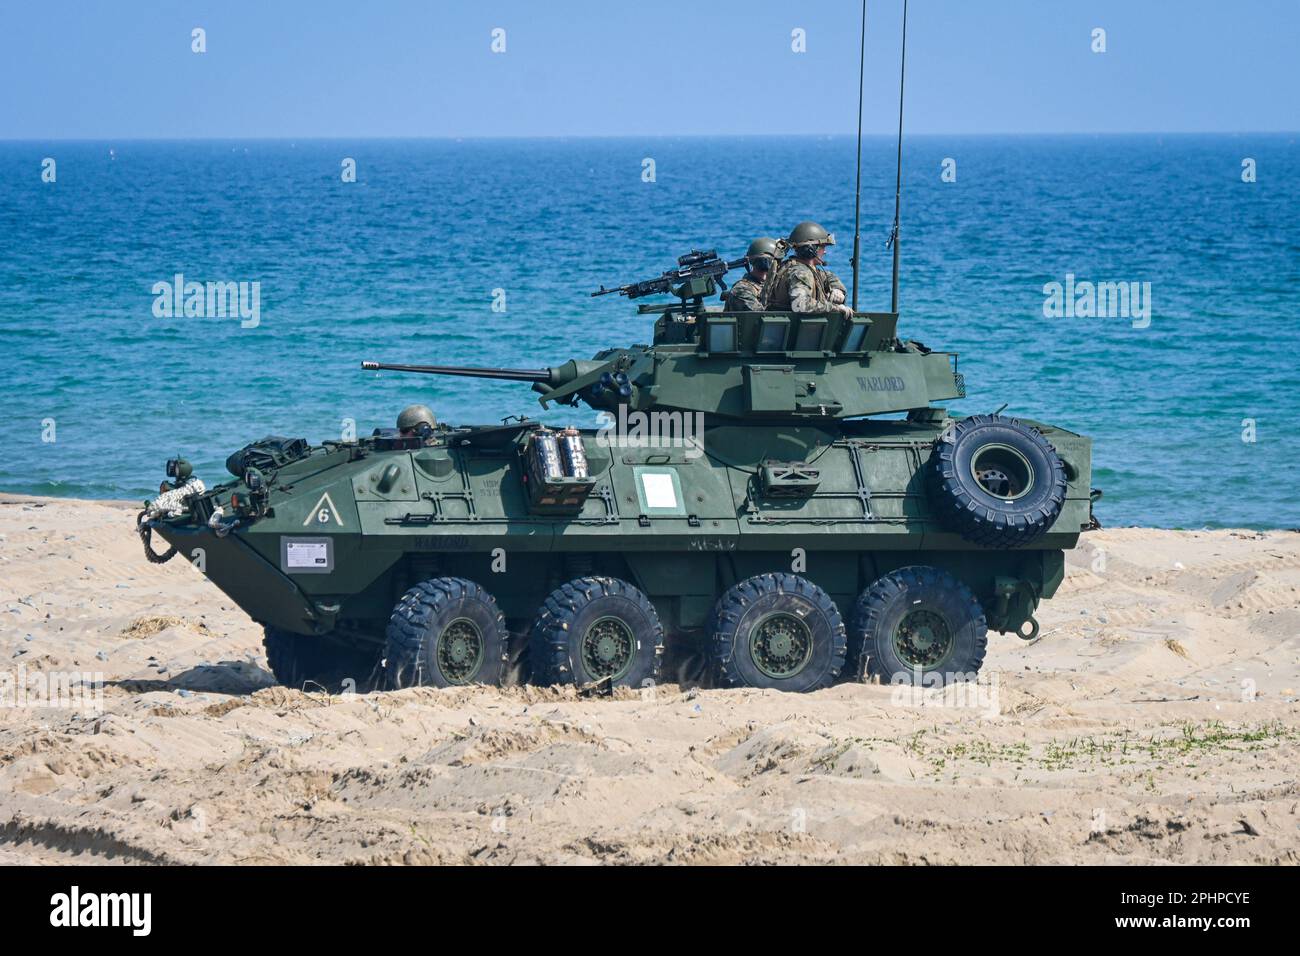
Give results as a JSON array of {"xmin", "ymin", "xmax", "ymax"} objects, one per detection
[{"xmin": 928, "ymin": 414, "xmax": 1067, "ymax": 548}]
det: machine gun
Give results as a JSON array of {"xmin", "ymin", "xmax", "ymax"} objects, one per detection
[{"xmin": 591, "ymin": 249, "xmax": 752, "ymax": 308}]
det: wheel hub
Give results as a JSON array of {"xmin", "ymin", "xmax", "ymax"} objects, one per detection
[
  {"xmin": 581, "ymin": 617, "xmax": 635, "ymax": 681},
  {"xmin": 437, "ymin": 618, "xmax": 484, "ymax": 684},
  {"xmin": 750, "ymin": 612, "xmax": 813, "ymax": 679},
  {"xmin": 894, "ymin": 608, "xmax": 954, "ymax": 669},
  {"xmin": 971, "ymin": 443, "xmax": 1033, "ymax": 500},
  {"xmin": 975, "ymin": 465, "xmax": 1014, "ymax": 497}
]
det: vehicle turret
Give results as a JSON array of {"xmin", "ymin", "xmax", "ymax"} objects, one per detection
[{"xmin": 364, "ymin": 275, "xmax": 964, "ymax": 421}]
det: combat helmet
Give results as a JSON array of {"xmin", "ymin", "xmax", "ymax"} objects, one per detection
[
  {"xmin": 397, "ymin": 404, "xmax": 437, "ymax": 433},
  {"xmin": 745, "ymin": 236, "xmax": 780, "ymax": 272},
  {"xmin": 787, "ymin": 221, "xmax": 836, "ymax": 256}
]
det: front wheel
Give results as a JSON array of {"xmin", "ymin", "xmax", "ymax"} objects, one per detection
[
  {"xmin": 709, "ymin": 573, "xmax": 847, "ymax": 693},
  {"xmin": 849, "ymin": 566, "xmax": 988, "ymax": 684},
  {"xmin": 385, "ymin": 577, "xmax": 508, "ymax": 689}
]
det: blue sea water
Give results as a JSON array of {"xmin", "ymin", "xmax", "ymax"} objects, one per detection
[{"xmin": 0, "ymin": 135, "xmax": 1297, "ymax": 528}]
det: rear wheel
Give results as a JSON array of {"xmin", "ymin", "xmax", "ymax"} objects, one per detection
[
  {"xmin": 262, "ymin": 626, "xmax": 380, "ymax": 694},
  {"xmin": 849, "ymin": 566, "xmax": 988, "ymax": 684},
  {"xmin": 529, "ymin": 577, "xmax": 663, "ymax": 688},
  {"xmin": 709, "ymin": 573, "xmax": 846, "ymax": 692},
  {"xmin": 385, "ymin": 577, "xmax": 508, "ymax": 688}
]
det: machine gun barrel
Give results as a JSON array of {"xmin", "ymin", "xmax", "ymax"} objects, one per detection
[
  {"xmin": 361, "ymin": 361, "xmax": 555, "ymax": 383},
  {"xmin": 592, "ymin": 251, "xmax": 752, "ymax": 299}
]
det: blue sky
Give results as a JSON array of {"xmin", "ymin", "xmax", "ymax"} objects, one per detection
[{"xmin": 2, "ymin": 0, "xmax": 1296, "ymax": 138}]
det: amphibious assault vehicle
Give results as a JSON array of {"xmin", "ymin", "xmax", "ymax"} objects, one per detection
[{"xmin": 140, "ymin": 253, "xmax": 1098, "ymax": 694}]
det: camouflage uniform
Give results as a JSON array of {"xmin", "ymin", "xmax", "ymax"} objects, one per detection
[
  {"xmin": 723, "ymin": 273, "xmax": 766, "ymax": 312},
  {"xmin": 765, "ymin": 258, "xmax": 848, "ymax": 312}
]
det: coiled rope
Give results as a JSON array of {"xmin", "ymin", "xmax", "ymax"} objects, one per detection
[{"xmin": 137, "ymin": 511, "xmax": 178, "ymax": 564}]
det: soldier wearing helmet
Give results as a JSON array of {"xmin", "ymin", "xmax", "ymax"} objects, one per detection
[
  {"xmin": 722, "ymin": 236, "xmax": 781, "ymax": 312},
  {"xmin": 396, "ymin": 404, "xmax": 437, "ymax": 443},
  {"xmin": 764, "ymin": 221, "xmax": 853, "ymax": 317}
]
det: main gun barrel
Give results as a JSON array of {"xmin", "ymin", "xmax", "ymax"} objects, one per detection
[{"xmin": 361, "ymin": 360, "xmax": 555, "ymax": 383}]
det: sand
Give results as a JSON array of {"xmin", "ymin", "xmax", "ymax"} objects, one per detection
[{"xmin": 0, "ymin": 493, "xmax": 1297, "ymax": 865}]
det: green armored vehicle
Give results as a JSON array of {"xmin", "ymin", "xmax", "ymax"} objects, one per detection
[{"xmin": 139, "ymin": 249, "xmax": 1098, "ymax": 694}]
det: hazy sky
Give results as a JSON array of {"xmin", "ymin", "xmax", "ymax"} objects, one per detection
[{"xmin": 2, "ymin": 0, "xmax": 1296, "ymax": 138}]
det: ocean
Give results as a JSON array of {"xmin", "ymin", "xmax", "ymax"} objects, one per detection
[{"xmin": 1, "ymin": 135, "xmax": 1297, "ymax": 528}]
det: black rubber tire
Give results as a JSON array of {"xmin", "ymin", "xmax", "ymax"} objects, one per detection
[
  {"xmin": 384, "ymin": 577, "xmax": 508, "ymax": 689},
  {"xmin": 709, "ymin": 573, "xmax": 847, "ymax": 692},
  {"xmin": 928, "ymin": 414, "xmax": 1067, "ymax": 548},
  {"xmin": 849, "ymin": 566, "xmax": 988, "ymax": 684},
  {"xmin": 262, "ymin": 626, "xmax": 380, "ymax": 694},
  {"xmin": 529, "ymin": 576, "xmax": 663, "ymax": 688}
]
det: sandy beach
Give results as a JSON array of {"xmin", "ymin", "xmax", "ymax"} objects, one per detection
[{"xmin": 0, "ymin": 493, "xmax": 1296, "ymax": 865}]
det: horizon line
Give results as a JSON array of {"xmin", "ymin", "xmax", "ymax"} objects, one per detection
[{"xmin": 1, "ymin": 130, "xmax": 1296, "ymax": 143}]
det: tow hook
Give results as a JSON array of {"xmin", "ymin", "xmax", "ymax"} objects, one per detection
[
  {"xmin": 995, "ymin": 577, "xmax": 1040, "ymax": 642},
  {"xmin": 1087, "ymin": 488, "xmax": 1104, "ymax": 530},
  {"xmin": 207, "ymin": 506, "xmax": 241, "ymax": 538}
]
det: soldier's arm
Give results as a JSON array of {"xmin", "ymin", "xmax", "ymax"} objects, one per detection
[
  {"xmin": 822, "ymin": 269, "xmax": 851, "ymax": 309},
  {"xmin": 730, "ymin": 282, "xmax": 764, "ymax": 312}
]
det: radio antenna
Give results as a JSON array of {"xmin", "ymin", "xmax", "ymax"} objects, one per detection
[
  {"xmin": 888, "ymin": 0, "xmax": 908, "ymax": 314},
  {"xmin": 850, "ymin": 0, "xmax": 867, "ymax": 311}
]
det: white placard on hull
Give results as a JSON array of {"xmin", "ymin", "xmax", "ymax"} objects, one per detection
[
  {"xmin": 280, "ymin": 537, "xmax": 334, "ymax": 574},
  {"xmin": 640, "ymin": 472, "xmax": 678, "ymax": 510}
]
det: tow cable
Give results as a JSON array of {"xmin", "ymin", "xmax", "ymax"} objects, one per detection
[
  {"xmin": 137, "ymin": 512, "xmax": 178, "ymax": 564},
  {"xmin": 137, "ymin": 476, "xmax": 207, "ymax": 564}
]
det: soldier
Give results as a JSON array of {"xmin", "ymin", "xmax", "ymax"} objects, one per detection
[
  {"xmin": 397, "ymin": 404, "xmax": 437, "ymax": 442},
  {"xmin": 764, "ymin": 221, "xmax": 853, "ymax": 317},
  {"xmin": 722, "ymin": 237, "xmax": 780, "ymax": 312}
]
